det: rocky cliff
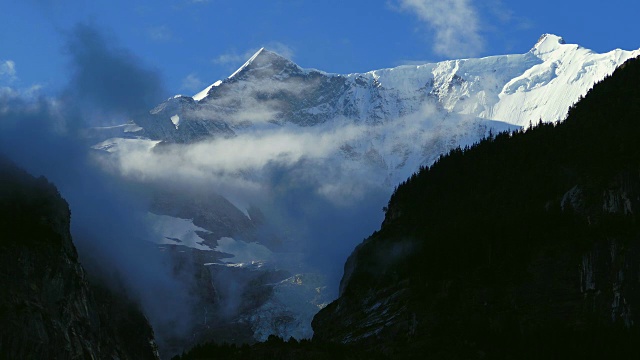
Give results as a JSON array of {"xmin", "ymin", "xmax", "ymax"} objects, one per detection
[
  {"xmin": 0, "ymin": 157, "xmax": 160, "ymax": 359},
  {"xmin": 312, "ymin": 56, "xmax": 640, "ymax": 358}
]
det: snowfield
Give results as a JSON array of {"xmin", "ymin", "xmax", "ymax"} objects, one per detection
[{"xmin": 147, "ymin": 213, "xmax": 213, "ymax": 251}]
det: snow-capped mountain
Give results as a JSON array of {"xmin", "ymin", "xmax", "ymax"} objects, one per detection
[
  {"xmin": 108, "ymin": 33, "xmax": 640, "ymax": 187},
  {"xmin": 91, "ymin": 34, "xmax": 640, "ymax": 345},
  {"xmin": 142, "ymin": 34, "xmax": 637, "ymax": 135}
]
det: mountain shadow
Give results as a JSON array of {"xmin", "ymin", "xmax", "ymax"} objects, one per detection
[{"xmin": 0, "ymin": 157, "xmax": 160, "ymax": 360}]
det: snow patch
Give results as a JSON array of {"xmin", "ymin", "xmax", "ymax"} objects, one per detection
[
  {"xmin": 214, "ymin": 237, "xmax": 273, "ymax": 264},
  {"xmin": 532, "ymin": 34, "xmax": 566, "ymax": 55},
  {"xmin": 228, "ymin": 48, "xmax": 266, "ymax": 79},
  {"xmin": 147, "ymin": 213, "xmax": 213, "ymax": 251},
  {"xmin": 170, "ymin": 114, "xmax": 180, "ymax": 129},
  {"xmin": 193, "ymin": 80, "xmax": 222, "ymax": 101},
  {"xmin": 503, "ymin": 61, "xmax": 559, "ymax": 94},
  {"xmin": 92, "ymin": 138, "xmax": 160, "ymax": 154},
  {"xmin": 123, "ymin": 124, "xmax": 143, "ymax": 133}
]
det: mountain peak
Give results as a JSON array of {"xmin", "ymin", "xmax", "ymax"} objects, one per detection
[
  {"xmin": 532, "ymin": 34, "xmax": 567, "ymax": 55},
  {"xmin": 246, "ymin": 47, "xmax": 267, "ymax": 64},
  {"xmin": 191, "ymin": 48, "xmax": 299, "ymax": 101},
  {"xmin": 228, "ymin": 47, "xmax": 296, "ymax": 79}
]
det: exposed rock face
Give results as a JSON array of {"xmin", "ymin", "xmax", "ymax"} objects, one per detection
[
  {"xmin": 313, "ymin": 57, "xmax": 640, "ymax": 357},
  {"xmin": 0, "ymin": 158, "xmax": 159, "ymax": 360}
]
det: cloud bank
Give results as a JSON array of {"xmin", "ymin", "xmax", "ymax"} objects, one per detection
[
  {"xmin": 181, "ymin": 73, "xmax": 205, "ymax": 93},
  {"xmin": 1, "ymin": 21, "xmax": 390, "ymax": 346},
  {"xmin": 0, "ymin": 23, "xmax": 196, "ymax": 350},
  {"xmin": 63, "ymin": 23, "xmax": 165, "ymax": 122}
]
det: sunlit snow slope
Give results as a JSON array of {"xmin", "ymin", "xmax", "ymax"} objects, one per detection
[
  {"xmin": 113, "ymin": 34, "xmax": 640, "ymax": 188},
  {"xmin": 157, "ymin": 34, "xmax": 638, "ymax": 131}
]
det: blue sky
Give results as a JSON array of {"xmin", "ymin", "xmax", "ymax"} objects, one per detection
[{"xmin": 1, "ymin": 0, "xmax": 638, "ymax": 99}]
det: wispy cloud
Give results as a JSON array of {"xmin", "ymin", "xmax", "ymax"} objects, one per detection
[
  {"xmin": 395, "ymin": 0, "xmax": 484, "ymax": 58},
  {"xmin": 181, "ymin": 73, "xmax": 204, "ymax": 93},
  {"xmin": 265, "ymin": 42, "xmax": 295, "ymax": 60},
  {"xmin": 478, "ymin": 0, "xmax": 532, "ymax": 32},
  {"xmin": 0, "ymin": 60, "xmax": 17, "ymax": 83},
  {"xmin": 65, "ymin": 23, "xmax": 165, "ymax": 122},
  {"xmin": 0, "ymin": 23, "xmax": 195, "ymax": 349},
  {"xmin": 147, "ymin": 25, "xmax": 174, "ymax": 42},
  {"xmin": 184, "ymin": 74, "xmax": 321, "ymax": 126},
  {"xmin": 213, "ymin": 50, "xmax": 252, "ymax": 66},
  {"xmin": 484, "ymin": 0, "xmax": 513, "ymax": 23},
  {"xmin": 103, "ymin": 125, "xmax": 364, "ymax": 179}
]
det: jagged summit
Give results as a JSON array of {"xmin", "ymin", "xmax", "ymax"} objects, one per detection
[
  {"xmin": 532, "ymin": 33, "xmax": 567, "ymax": 55},
  {"xmin": 228, "ymin": 47, "xmax": 267, "ymax": 78},
  {"xmin": 536, "ymin": 33, "xmax": 566, "ymax": 45},
  {"xmin": 191, "ymin": 47, "xmax": 304, "ymax": 101},
  {"xmin": 227, "ymin": 47, "xmax": 300, "ymax": 81}
]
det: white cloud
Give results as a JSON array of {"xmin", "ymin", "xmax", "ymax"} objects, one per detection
[
  {"xmin": 186, "ymin": 75, "xmax": 321, "ymax": 125},
  {"xmin": 0, "ymin": 82, "xmax": 39, "ymax": 103},
  {"xmin": 265, "ymin": 42, "xmax": 295, "ymax": 60},
  {"xmin": 0, "ymin": 60, "xmax": 17, "ymax": 82},
  {"xmin": 484, "ymin": 0, "xmax": 513, "ymax": 23},
  {"xmin": 213, "ymin": 51, "xmax": 251, "ymax": 66},
  {"xmin": 94, "ymin": 121, "xmax": 377, "ymax": 208},
  {"xmin": 181, "ymin": 73, "xmax": 204, "ymax": 92},
  {"xmin": 396, "ymin": 0, "xmax": 484, "ymax": 58},
  {"xmin": 104, "ymin": 124, "xmax": 364, "ymax": 177},
  {"xmin": 147, "ymin": 25, "xmax": 173, "ymax": 42}
]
